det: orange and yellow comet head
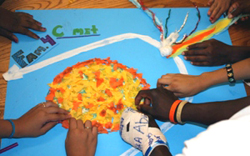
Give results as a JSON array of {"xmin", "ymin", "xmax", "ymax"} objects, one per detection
[{"xmin": 168, "ymin": 17, "xmax": 233, "ymax": 58}]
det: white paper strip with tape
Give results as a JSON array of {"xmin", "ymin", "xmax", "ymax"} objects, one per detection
[{"xmin": 3, "ymin": 33, "xmax": 160, "ymax": 81}]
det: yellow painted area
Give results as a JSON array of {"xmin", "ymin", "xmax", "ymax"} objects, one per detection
[{"xmin": 169, "ymin": 17, "xmax": 232, "ymax": 58}]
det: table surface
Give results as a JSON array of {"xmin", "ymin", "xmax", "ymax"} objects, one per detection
[{"xmin": 0, "ymin": 0, "xmax": 250, "ymax": 120}]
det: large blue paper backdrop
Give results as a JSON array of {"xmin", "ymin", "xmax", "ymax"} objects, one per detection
[{"xmin": 2, "ymin": 8, "xmax": 246, "ymax": 156}]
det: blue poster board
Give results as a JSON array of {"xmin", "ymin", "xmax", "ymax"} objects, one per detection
[{"xmin": 2, "ymin": 8, "xmax": 246, "ymax": 156}]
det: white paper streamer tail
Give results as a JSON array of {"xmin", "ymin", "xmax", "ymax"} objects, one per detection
[{"xmin": 3, "ymin": 33, "xmax": 160, "ymax": 81}]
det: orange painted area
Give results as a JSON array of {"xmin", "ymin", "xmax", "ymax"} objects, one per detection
[
  {"xmin": 97, "ymin": 97, "xmax": 105, "ymax": 102},
  {"xmin": 104, "ymin": 122, "xmax": 113, "ymax": 129},
  {"xmin": 58, "ymin": 97, "xmax": 64, "ymax": 103},
  {"xmin": 96, "ymin": 78, "xmax": 104, "ymax": 87},
  {"xmin": 105, "ymin": 89, "xmax": 113, "ymax": 97},
  {"xmin": 73, "ymin": 101, "xmax": 81, "ymax": 111},
  {"xmin": 109, "ymin": 77, "xmax": 124, "ymax": 89},
  {"xmin": 169, "ymin": 27, "xmax": 216, "ymax": 58},
  {"xmin": 62, "ymin": 120, "xmax": 69, "ymax": 129},
  {"xmin": 77, "ymin": 93, "xmax": 82, "ymax": 101},
  {"xmin": 85, "ymin": 103, "xmax": 94, "ymax": 109},
  {"xmin": 111, "ymin": 124, "xmax": 120, "ymax": 132},
  {"xmin": 99, "ymin": 109, "xmax": 106, "ymax": 117}
]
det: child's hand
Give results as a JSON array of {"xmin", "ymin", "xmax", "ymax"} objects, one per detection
[
  {"xmin": 157, "ymin": 73, "xmax": 207, "ymax": 97},
  {"xmin": 182, "ymin": 39, "xmax": 232, "ymax": 66},
  {"xmin": 135, "ymin": 87, "xmax": 178, "ymax": 121},
  {"xmin": 207, "ymin": 0, "xmax": 231, "ymax": 23},
  {"xmin": 65, "ymin": 119, "xmax": 98, "ymax": 156},
  {"xmin": 0, "ymin": 7, "xmax": 46, "ymax": 43},
  {"xmin": 13, "ymin": 101, "xmax": 71, "ymax": 138},
  {"xmin": 228, "ymin": 1, "xmax": 250, "ymax": 22}
]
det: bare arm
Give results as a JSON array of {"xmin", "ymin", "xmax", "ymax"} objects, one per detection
[
  {"xmin": 0, "ymin": 120, "xmax": 13, "ymax": 138},
  {"xmin": 182, "ymin": 39, "xmax": 250, "ymax": 66},
  {"xmin": 135, "ymin": 88, "xmax": 250, "ymax": 126},
  {"xmin": 149, "ymin": 95, "xmax": 250, "ymax": 156},
  {"xmin": 182, "ymin": 96, "xmax": 250, "ymax": 125},
  {"xmin": 199, "ymin": 57, "xmax": 250, "ymax": 90},
  {"xmin": 135, "ymin": 88, "xmax": 250, "ymax": 155},
  {"xmin": 0, "ymin": 6, "xmax": 46, "ymax": 42},
  {"xmin": 0, "ymin": 102, "xmax": 70, "ymax": 138},
  {"xmin": 157, "ymin": 57, "xmax": 250, "ymax": 97}
]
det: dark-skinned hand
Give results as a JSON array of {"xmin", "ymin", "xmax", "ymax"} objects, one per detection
[
  {"xmin": 182, "ymin": 39, "xmax": 232, "ymax": 66},
  {"xmin": 0, "ymin": 7, "xmax": 46, "ymax": 43},
  {"xmin": 228, "ymin": 0, "xmax": 250, "ymax": 22},
  {"xmin": 135, "ymin": 87, "xmax": 178, "ymax": 121}
]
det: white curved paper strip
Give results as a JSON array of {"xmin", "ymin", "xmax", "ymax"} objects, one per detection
[{"xmin": 3, "ymin": 33, "xmax": 160, "ymax": 81}]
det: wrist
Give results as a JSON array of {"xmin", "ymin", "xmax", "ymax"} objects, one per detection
[
  {"xmin": 198, "ymin": 72, "xmax": 212, "ymax": 91},
  {"xmin": 225, "ymin": 45, "xmax": 235, "ymax": 63},
  {"xmin": 0, "ymin": 120, "xmax": 12, "ymax": 138},
  {"xmin": 169, "ymin": 100, "xmax": 182, "ymax": 124},
  {"xmin": 12, "ymin": 119, "xmax": 24, "ymax": 138},
  {"xmin": 7, "ymin": 120, "xmax": 15, "ymax": 138},
  {"xmin": 150, "ymin": 145, "xmax": 172, "ymax": 156},
  {"xmin": 181, "ymin": 102, "xmax": 210, "ymax": 125},
  {"xmin": 144, "ymin": 140, "xmax": 169, "ymax": 156},
  {"xmin": 228, "ymin": 46, "xmax": 250, "ymax": 63},
  {"xmin": 181, "ymin": 102, "xmax": 194, "ymax": 123},
  {"xmin": 200, "ymin": 68, "xmax": 228, "ymax": 88}
]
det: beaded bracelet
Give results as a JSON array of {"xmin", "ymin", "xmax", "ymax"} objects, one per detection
[
  {"xmin": 7, "ymin": 119, "xmax": 15, "ymax": 138},
  {"xmin": 225, "ymin": 64, "xmax": 236, "ymax": 84}
]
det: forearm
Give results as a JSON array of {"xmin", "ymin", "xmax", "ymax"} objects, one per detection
[
  {"xmin": 0, "ymin": 120, "xmax": 13, "ymax": 138},
  {"xmin": 229, "ymin": 46, "xmax": 250, "ymax": 63},
  {"xmin": 182, "ymin": 96, "xmax": 250, "ymax": 125},
  {"xmin": 200, "ymin": 57, "xmax": 250, "ymax": 89}
]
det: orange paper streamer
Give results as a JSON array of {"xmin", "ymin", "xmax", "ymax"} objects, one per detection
[{"xmin": 168, "ymin": 17, "xmax": 232, "ymax": 58}]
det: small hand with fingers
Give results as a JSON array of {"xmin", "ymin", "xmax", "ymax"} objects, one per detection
[
  {"xmin": 207, "ymin": 0, "xmax": 231, "ymax": 23},
  {"xmin": 228, "ymin": 0, "xmax": 250, "ymax": 23},
  {"xmin": 0, "ymin": 7, "xmax": 46, "ymax": 42},
  {"xmin": 182, "ymin": 39, "xmax": 232, "ymax": 66},
  {"xmin": 135, "ymin": 87, "xmax": 178, "ymax": 121},
  {"xmin": 65, "ymin": 118, "xmax": 98, "ymax": 156},
  {"xmin": 13, "ymin": 101, "xmax": 71, "ymax": 138},
  {"xmin": 157, "ymin": 73, "xmax": 205, "ymax": 97}
]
